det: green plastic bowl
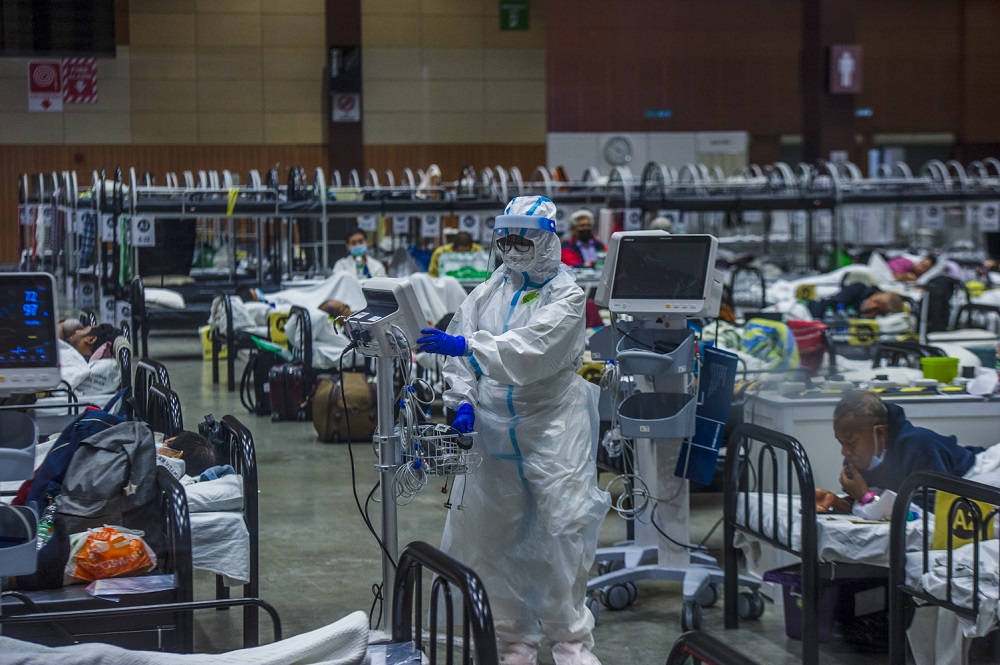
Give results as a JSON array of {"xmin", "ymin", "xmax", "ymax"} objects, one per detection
[{"xmin": 920, "ymin": 356, "xmax": 959, "ymax": 383}]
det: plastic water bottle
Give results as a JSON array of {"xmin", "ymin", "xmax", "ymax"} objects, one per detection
[{"xmin": 835, "ymin": 303, "xmax": 848, "ymax": 336}]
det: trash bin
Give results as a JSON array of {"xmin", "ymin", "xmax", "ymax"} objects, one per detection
[
  {"xmin": 763, "ymin": 565, "xmax": 889, "ymax": 646},
  {"xmin": 763, "ymin": 565, "xmax": 840, "ymax": 642}
]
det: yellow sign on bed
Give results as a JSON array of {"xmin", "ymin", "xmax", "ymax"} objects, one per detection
[
  {"xmin": 932, "ymin": 491, "xmax": 997, "ymax": 550},
  {"xmin": 268, "ymin": 311, "xmax": 290, "ymax": 346},
  {"xmin": 847, "ymin": 318, "xmax": 879, "ymax": 346},
  {"xmin": 199, "ymin": 325, "xmax": 226, "ymax": 361}
]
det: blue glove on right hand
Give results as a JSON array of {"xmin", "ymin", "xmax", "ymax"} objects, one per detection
[
  {"xmin": 417, "ymin": 328, "xmax": 467, "ymax": 357},
  {"xmin": 452, "ymin": 403, "xmax": 475, "ymax": 434}
]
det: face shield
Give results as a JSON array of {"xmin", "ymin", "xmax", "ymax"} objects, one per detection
[{"xmin": 492, "ymin": 196, "xmax": 562, "ymax": 280}]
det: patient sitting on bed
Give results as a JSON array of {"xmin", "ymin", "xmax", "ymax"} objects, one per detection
[{"xmin": 815, "ymin": 391, "xmax": 991, "ymax": 519}]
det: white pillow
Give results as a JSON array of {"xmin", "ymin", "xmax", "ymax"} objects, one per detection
[
  {"xmin": 145, "ymin": 288, "xmax": 186, "ymax": 310},
  {"xmin": 185, "ymin": 474, "xmax": 244, "ymax": 513}
]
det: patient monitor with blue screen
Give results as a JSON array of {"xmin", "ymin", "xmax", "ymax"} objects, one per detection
[
  {"xmin": 0, "ymin": 273, "xmax": 61, "ymax": 394},
  {"xmin": 595, "ymin": 231, "xmax": 723, "ymax": 317}
]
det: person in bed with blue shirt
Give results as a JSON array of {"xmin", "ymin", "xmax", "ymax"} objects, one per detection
[{"xmin": 814, "ymin": 391, "xmax": 993, "ymax": 518}]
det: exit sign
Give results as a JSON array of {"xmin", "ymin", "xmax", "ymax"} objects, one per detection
[{"xmin": 500, "ymin": 1, "xmax": 529, "ymax": 31}]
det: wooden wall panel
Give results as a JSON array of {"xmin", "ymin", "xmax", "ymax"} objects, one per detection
[
  {"xmin": 546, "ymin": 0, "xmax": 803, "ymax": 134},
  {"xmin": 857, "ymin": 0, "xmax": 963, "ymax": 134},
  {"xmin": 546, "ymin": 0, "xmax": 1000, "ymax": 150},
  {"xmin": 0, "ymin": 144, "xmax": 329, "ymax": 263},
  {"xmin": 963, "ymin": 0, "xmax": 1000, "ymax": 144}
]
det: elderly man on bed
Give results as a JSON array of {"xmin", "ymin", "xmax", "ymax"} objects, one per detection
[{"xmin": 815, "ymin": 391, "xmax": 1000, "ymax": 520}]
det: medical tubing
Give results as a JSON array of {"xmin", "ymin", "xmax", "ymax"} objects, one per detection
[{"xmin": 649, "ymin": 500, "xmax": 705, "ymax": 552}]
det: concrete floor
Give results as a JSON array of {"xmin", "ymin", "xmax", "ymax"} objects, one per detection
[{"xmin": 149, "ymin": 333, "xmax": 994, "ymax": 664}]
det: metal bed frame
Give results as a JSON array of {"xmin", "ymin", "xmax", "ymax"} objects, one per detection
[
  {"xmin": 390, "ymin": 540, "xmax": 498, "ymax": 665},
  {"xmin": 665, "ymin": 631, "xmax": 760, "ymax": 665},
  {"xmin": 217, "ymin": 415, "xmax": 262, "ymax": 648},
  {"xmin": 723, "ymin": 422, "xmax": 889, "ymax": 665},
  {"xmin": 724, "ymin": 423, "xmax": 819, "ymax": 665},
  {"xmin": 145, "ymin": 383, "xmax": 184, "ymax": 438},
  {"xmin": 133, "ymin": 357, "xmax": 171, "ymax": 424},
  {"xmin": 888, "ymin": 471, "xmax": 1000, "ymax": 665}
]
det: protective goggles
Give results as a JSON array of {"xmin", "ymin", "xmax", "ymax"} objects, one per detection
[{"xmin": 495, "ymin": 235, "xmax": 534, "ymax": 253}]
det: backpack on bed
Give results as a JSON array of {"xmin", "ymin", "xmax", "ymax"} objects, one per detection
[{"xmin": 16, "ymin": 406, "xmax": 161, "ymax": 590}]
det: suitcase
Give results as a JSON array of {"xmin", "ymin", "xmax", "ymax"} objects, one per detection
[
  {"xmin": 311, "ymin": 372, "xmax": 379, "ymax": 443},
  {"xmin": 268, "ymin": 363, "xmax": 310, "ymax": 422},
  {"xmin": 240, "ymin": 348, "xmax": 281, "ymax": 416}
]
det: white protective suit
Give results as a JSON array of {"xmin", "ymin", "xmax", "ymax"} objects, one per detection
[{"xmin": 440, "ymin": 196, "xmax": 609, "ymax": 665}]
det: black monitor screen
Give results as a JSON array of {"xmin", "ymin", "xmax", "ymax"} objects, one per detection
[
  {"xmin": 611, "ymin": 236, "xmax": 711, "ymax": 301},
  {"xmin": 0, "ymin": 275, "xmax": 58, "ymax": 368}
]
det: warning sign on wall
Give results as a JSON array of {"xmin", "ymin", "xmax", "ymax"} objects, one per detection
[
  {"xmin": 62, "ymin": 57, "xmax": 98, "ymax": 104},
  {"xmin": 332, "ymin": 92, "xmax": 360, "ymax": 122},
  {"xmin": 28, "ymin": 61, "xmax": 63, "ymax": 112}
]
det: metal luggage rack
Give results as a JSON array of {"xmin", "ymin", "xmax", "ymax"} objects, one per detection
[{"xmin": 16, "ymin": 156, "xmax": 1000, "ymax": 326}]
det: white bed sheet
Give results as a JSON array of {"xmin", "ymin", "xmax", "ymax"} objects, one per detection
[
  {"xmin": 905, "ymin": 540, "xmax": 999, "ymax": 638},
  {"xmin": 190, "ymin": 511, "xmax": 250, "ymax": 586},
  {"xmin": 734, "ymin": 493, "xmax": 928, "ymax": 568},
  {"xmin": 0, "ymin": 609, "xmax": 370, "ymax": 665}
]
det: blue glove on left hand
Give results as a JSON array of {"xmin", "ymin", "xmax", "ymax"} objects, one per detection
[
  {"xmin": 452, "ymin": 403, "xmax": 475, "ymax": 434},
  {"xmin": 417, "ymin": 328, "xmax": 467, "ymax": 357}
]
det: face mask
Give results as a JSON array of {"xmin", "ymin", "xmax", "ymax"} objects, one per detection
[
  {"xmin": 866, "ymin": 426, "xmax": 886, "ymax": 471},
  {"xmin": 577, "ymin": 229, "xmax": 593, "ymax": 242},
  {"xmin": 349, "ymin": 243, "xmax": 367, "ymax": 258},
  {"xmin": 502, "ymin": 246, "xmax": 536, "ymax": 272}
]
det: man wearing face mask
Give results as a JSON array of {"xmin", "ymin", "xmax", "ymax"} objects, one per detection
[
  {"xmin": 332, "ymin": 228, "xmax": 387, "ymax": 280},
  {"xmin": 561, "ymin": 210, "xmax": 606, "ymax": 268},
  {"xmin": 417, "ymin": 196, "xmax": 610, "ymax": 665},
  {"xmin": 814, "ymin": 391, "xmax": 991, "ymax": 519}
]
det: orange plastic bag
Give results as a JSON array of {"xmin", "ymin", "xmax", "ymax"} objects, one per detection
[{"xmin": 65, "ymin": 525, "xmax": 157, "ymax": 582}]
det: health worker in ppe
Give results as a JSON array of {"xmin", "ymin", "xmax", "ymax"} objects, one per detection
[{"xmin": 417, "ymin": 196, "xmax": 610, "ymax": 665}]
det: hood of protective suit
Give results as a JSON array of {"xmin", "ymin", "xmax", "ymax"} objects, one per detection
[{"xmin": 494, "ymin": 196, "xmax": 563, "ymax": 285}]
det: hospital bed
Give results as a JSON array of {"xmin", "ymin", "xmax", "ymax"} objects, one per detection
[
  {"xmin": 723, "ymin": 423, "xmax": 892, "ymax": 665},
  {"xmin": 133, "ymin": 386, "xmax": 260, "ymax": 647},
  {"xmin": 0, "ymin": 540, "xmax": 490, "ymax": 664},
  {"xmin": 131, "ymin": 275, "xmax": 215, "ymax": 359},
  {"xmin": 1, "ymin": 467, "xmax": 195, "ymax": 651},
  {"xmin": 889, "ymin": 471, "xmax": 1000, "ymax": 665}
]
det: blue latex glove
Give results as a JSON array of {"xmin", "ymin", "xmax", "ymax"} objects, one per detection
[
  {"xmin": 452, "ymin": 403, "xmax": 475, "ymax": 434},
  {"xmin": 417, "ymin": 328, "xmax": 467, "ymax": 356}
]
